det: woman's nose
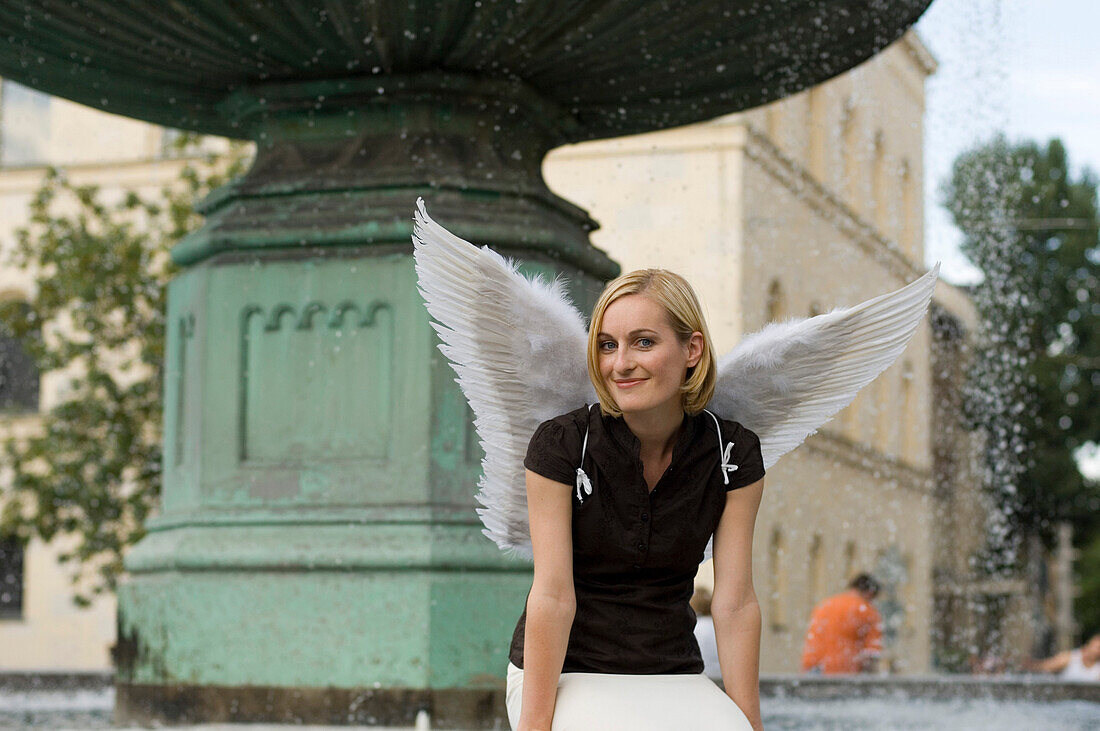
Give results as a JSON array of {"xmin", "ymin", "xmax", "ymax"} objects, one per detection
[{"xmin": 614, "ymin": 346, "xmax": 634, "ymax": 372}]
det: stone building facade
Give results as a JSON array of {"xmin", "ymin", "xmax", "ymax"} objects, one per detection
[{"xmin": 542, "ymin": 31, "xmax": 998, "ymax": 673}]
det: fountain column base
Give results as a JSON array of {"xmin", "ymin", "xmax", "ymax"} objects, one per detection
[
  {"xmin": 114, "ymin": 82, "xmax": 617, "ymax": 724},
  {"xmin": 114, "ymin": 682, "xmax": 508, "ymax": 727}
]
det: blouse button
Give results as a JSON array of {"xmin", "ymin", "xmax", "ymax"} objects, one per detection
[
  {"xmin": 640, "ymin": 512, "xmax": 649, "ymax": 522},
  {"xmin": 637, "ymin": 542, "xmax": 646, "ymax": 552}
]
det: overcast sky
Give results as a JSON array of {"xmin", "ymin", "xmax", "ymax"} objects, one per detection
[{"xmin": 917, "ymin": 0, "xmax": 1100, "ymax": 284}]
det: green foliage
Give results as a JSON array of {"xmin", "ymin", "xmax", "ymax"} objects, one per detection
[
  {"xmin": 0, "ymin": 134, "xmax": 251, "ymax": 604},
  {"xmin": 943, "ymin": 136, "xmax": 1100, "ymax": 632}
]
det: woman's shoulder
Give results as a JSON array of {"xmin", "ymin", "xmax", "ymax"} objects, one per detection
[
  {"xmin": 536, "ymin": 404, "xmax": 595, "ymax": 432},
  {"xmin": 701, "ymin": 410, "xmax": 766, "ymax": 486},
  {"xmin": 527, "ymin": 404, "xmax": 594, "ymax": 452},
  {"xmin": 523, "ymin": 405, "xmax": 593, "ymax": 482},
  {"xmin": 699, "ymin": 409, "xmax": 760, "ymax": 443}
]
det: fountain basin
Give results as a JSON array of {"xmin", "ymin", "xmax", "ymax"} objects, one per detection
[
  {"xmin": 2, "ymin": 672, "xmax": 1097, "ymax": 729},
  {"xmin": 0, "ymin": 1, "xmax": 932, "ymax": 142}
]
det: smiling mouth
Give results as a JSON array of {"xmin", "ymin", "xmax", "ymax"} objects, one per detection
[{"xmin": 614, "ymin": 379, "xmax": 646, "ymax": 387}]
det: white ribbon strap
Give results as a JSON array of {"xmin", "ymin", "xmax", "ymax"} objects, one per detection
[
  {"xmin": 704, "ymin": 409, "xmax": 738, "ymax": 485},
  {"xmin": 576, "ymin": 404, "xmax": 595, "ymax": 501}
]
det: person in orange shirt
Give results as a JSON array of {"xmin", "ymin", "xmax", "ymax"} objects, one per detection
[{"xmin": 800, "ymin": 574, "xmax": 883, "ymax": 674}]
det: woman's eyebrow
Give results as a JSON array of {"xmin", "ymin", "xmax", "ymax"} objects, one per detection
[{"xmin": 596, "ymin": 329, "xmax": 660, "ymax": 338}]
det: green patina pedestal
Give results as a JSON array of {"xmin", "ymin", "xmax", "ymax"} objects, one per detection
[
  {"xmin": 111, "ymin": 77, "xmax": 614, "ymax": 726},
  {"xmin": 0, "ymin": 1, "xmax": 932, "ymax": 725}
]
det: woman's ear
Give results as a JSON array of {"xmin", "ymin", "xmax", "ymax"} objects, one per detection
[{"xmin": 686, "ymin": 331, "xmax": 704, "ymax": 368}]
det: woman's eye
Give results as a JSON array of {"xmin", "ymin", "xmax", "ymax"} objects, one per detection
[
  {"xmin": 599, "ymin": 341, "xmax": 616, "ymax": 351},
  {"xmin": 637, "ymin": 338, "xmax": 653, "ymax": 347}
]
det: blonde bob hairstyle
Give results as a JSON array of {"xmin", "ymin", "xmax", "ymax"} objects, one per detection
[{"xmin": 586, "ymin": 269, "xmax": 717, "ymax": 417}]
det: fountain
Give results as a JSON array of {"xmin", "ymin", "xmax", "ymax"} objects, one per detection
[{"xmin": 0, "ymin": 1, "xmax": 934, "ymax": 726}]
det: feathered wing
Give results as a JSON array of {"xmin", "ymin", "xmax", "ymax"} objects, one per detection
[
  {"xmin": 412, "ymin": 198, "xmax": 594, "ymax": 556},
  {"xmin": 710, "ymin": 265, "xmax": 940, "ymax": 469}
]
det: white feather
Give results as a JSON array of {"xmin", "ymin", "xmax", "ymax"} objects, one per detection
[
  {"xmin": 411, "ymin": 198, "xmax": 594, "ymax": 556},
  {"xmin": 413, "ymin": 198, "xmax": 938, "ymax": 559},
  {"xmin": 709, "ymin": 264, "xmax": 940, "ymax": 469}
]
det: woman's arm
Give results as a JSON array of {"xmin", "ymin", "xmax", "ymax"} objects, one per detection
[
  {"xmin": 517, "ymin": 469, "xmax": 576, "ymax": 731},
  {"xmin": 711, "ymin": 478, "xmax": 765, "ymax": 731},
  {"xmin": 1025, "ymin": 650, "xmax": 1071, "ymax": 674}
]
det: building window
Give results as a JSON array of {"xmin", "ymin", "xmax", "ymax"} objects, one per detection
[
  {"xmin": 844, "ymin": 540, "xmax": 857, "ymax": 583},
  {"xmin": 900, "ymin": 554, "xmax": 915, "ymax": 640},
  {"xmin": 0, "ymin": 301, "xmax": 41, "ymax": 413},
  {"xmin": 842, "ymin": 391, "xmax": 862, "ymax": 442},
  {"xmin": 765, "ymin": 103, "xmax": 783, "ymax": 148},
  {"xmin": 769, "ymin": 528, "xmax": 787, "ymax": 630},
  {"xmin": 875, "ymin": 373, "xmax": 893, "ymax": 454},
  {"xmin": 872, "ymin": 130, "xmax": 887, "ymax": 233},
  {"xmin": 901, "ymin": 360, "xmax": 915, "ymax": 460},
  {"xmin": 841, "ymin": 97, "xmax": 861, "ymax": 211},
  {"xmin": 900, "ymin": 159, "xmax": 915, "ymax": 256},
  {"xmin": 0, "ymin": 80, "xmax": 52, "ymax": 168},
  {"xmin": 0, "ymin": 536, "xmax": 24, "ymax": 619},
  {"xmin": 808, "ymin": 87, "xmax": 826, "ymax": 181},
  {"xmin": 809, "ymin": 534, "xmax": 825, "ymax": 612},
  {"xmin": 875, "ymin": 546, "xmax": 909, "ymax": 654},
  {"xmin": 159, "ymin": 128, "xmax": 186, "ymax": 158},
  {"xmin": 766, "ymin": 279, "xmax": 785, "ymax": 322}
]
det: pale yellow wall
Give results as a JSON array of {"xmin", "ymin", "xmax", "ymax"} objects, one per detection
[
  {"xmin": 0, "ymin": 158, "xmax": 199, "ymax": 412},
  {"xmin": 758, "ymin": 446, "xmax": 933, "ymax": 673},
  {"xmin": 738, "ymin": 135, "xmax": 934, "ymax": 472},
  {"xmin": 0, "ymin": 115, "xmax": 208, "ymax": 670},
  {"xmin": 745, "ymin": 35, "xmax": 930, "ymax": 263},
  {"xmin": 545, "ymin": 31, "xmax": 938, "ymax": 674},
  {"xmin": 925, "ymin": 282, "xmax": 1036, "ymax": 667},
  {"xmin": 0, "ymin": 157, "xmax": 197, "ymax": 294},
  {"xmin": 0, "ymin": 530, "xmax": 116, "ymax": 670},
  {"xmin": 929, "ymin": 281, "xmax": 987, "ymax": 581},
  {"xmin": 1, "ymin": 84, "xmax": 169, "ymax": 168},
  {"xmin": 545, "ymin": 120, "xmax": 749, "ymax": 350},
  {"xmin": 48, "ymin": 99, "xmax": 166, "ymax": 164}
]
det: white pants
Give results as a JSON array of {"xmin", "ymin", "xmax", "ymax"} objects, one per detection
[{"xmin": 505, "ymin": 663, "xmax": 753, "ymax": 730}]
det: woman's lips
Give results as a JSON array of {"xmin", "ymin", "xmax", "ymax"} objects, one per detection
[{"xmin": 614, "ymin": 379, "xmax": 646, "ymax": 388}]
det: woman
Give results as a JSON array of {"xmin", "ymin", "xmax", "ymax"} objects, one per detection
[
  {"xmin": 413, "ymin": 199, "xmax": 936, "ymax": 729},
  {"xmin": 505, "ymin": 269, "xmax": 766, "ymax": 731},
  {"xmin": 1024, "ymin": 633, "xmax": 1100, "ymax": 681}
]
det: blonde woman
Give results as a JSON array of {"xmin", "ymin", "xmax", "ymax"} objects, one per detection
[
  {"xmin": 411, "ymin": 199, "xmax": 937, "ymax": 731},
  {"xmin": 506, "ymin": 270, "xmax": 765, "ymax": 730}
]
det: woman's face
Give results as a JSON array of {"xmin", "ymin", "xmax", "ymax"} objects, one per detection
[{"xmin": 596, "ymin": 293, "xmax": 702, "ymax": 418}]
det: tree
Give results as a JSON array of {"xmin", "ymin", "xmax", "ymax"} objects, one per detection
[
  {"xmin": 0, "ymin": 136, "xmax": 250, "ymax": 605},
  {"xmin": 942, "ymin": 136, "xmax": 1100, "ymax": 634}
]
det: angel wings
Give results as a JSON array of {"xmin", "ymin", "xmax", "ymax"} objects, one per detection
[{"xmin": 412, "ymin": 198, "xmax": 939, "ymax": 557}]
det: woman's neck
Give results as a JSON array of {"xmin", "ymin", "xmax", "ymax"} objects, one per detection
[{"xmin": 622, "ymin": 402, "xmax": 685, "ymax": 459}]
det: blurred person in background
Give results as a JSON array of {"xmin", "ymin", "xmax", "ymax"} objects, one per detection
[
  {"xmin": 1025, "ymin": 634, "xmax": 1100, "ymax": 681},
  {"xmin": 800, "ymin": 573, "xmax": 883, "ymax": 675}
]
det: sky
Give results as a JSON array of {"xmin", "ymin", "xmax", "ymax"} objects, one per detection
[{"xmin": 917, "ymin": 0, "xmax": 1100, "ymax": 284}]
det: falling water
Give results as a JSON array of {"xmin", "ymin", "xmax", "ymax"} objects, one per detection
[{"xmin": 920, "ymin": 0, "xmax": 1040, "ymax": 663}]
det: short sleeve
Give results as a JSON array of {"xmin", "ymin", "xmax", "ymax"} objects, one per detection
[
  {"xmin": 522, "ymin": 419, "xmax": 578, "ymax": 486},
  {"xmin": 725, "ymin": 424, "xmax": 765, "ymax": 491}
]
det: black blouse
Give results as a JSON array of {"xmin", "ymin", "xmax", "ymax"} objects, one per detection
[{"xmin": 509, "ymin": 404, "xmax": 766, "ymax": 675}]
